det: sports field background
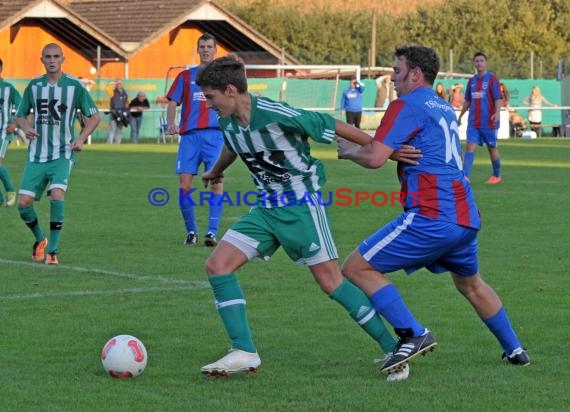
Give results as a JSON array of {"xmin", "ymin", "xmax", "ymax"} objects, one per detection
[{"xmin": 1, "ymin": 140, "xmax": 568, "ymax": 411}]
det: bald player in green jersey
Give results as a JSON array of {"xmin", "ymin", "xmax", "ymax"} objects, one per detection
[{"xmin": 16, "ymin": 43, "xmax": 100, "ymax": 265}]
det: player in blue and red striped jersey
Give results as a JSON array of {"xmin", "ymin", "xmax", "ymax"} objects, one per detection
[
  {"xmin": 166, "ymin": 33, "xmax": 224, "ymax": 247},
  {"xmin": 458, "ymin": 52, "xmax": 503, "ymax": 184},
  {"xmin": 338, "ymin": 45, "xmax": 529, "ymax": 375}
]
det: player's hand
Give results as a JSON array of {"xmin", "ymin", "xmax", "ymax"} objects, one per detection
[
  {"xmin": 5, "ymin": 122, "xmax": 17, "ymax": 134},
  {"xmin": 391, "ymin": 144, "xmax": 421, "ymax": 165},
  {"xmin": 167, "ymin": 124, "xmax": 179, "ymax": 135},
  {"xmin": 71, "ymin": 139, "xmax": 84, "ymax": 152},
  {"xmin": 202, "ymin": 170, "xmax": 224, "ymax": 188},
  {"xmin": 23, "ymin": 127, "xmax": 39, "ymax": 140},
  {"xmin": 337, "ymin": 137, "xmax": 360, "ymax": 159}
]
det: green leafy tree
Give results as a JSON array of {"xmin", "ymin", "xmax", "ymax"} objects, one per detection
[{"xmin": 225, "ymin": 0, "xmax": 570, "ymax": 78}]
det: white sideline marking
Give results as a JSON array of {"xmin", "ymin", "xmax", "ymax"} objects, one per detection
[
  {"xmin": 0, "ymin": 258, "xmax": 195, "ymax": 284},
  {"xmin": 0, "ymin": 285, "xmax": 208, "ymax": 301}
]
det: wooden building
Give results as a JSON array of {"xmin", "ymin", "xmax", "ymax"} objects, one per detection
[{"xmin": 0, "ymin": 0, "xmax": 300, "ymax": 80}]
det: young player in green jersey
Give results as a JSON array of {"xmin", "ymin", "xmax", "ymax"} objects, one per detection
[
  {"xmin": 196, "ymin": 56, "xmax": 421, "ymax": 380},
  {"xmin": 0, "ymin": 58, "xmax": 21, "ymax": 207},
  {"xmin": 15, "ymin": 43, "xmax": 100, "ymax": 265}
]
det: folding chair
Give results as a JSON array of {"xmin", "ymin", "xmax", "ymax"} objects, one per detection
[{"xmin": 158, "ymin": 116, "xmax": 167, "ymax": 144}]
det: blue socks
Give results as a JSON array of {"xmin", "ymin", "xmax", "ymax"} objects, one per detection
[
  {"xmin": 483, "ymin": 307, "xmax": 521, "ymax": 354},
  {"xmin": 180, "ymin": 191, "xmax": 224, "ymax": 235},
  {"xmin": 492, "ymin": 158, "xmax": 501, "ymax": 177},
  {"xmin": 463, "ymin": 151, "xmax": 475, "ymax": 178},
  {"xmin": 370, "ymin": 284, "xmax": 425, "ymax": 337},
  {"xmin": 207, "ymin": 193, "xmax": 224, "ymax": 235},
  {"xmin": 180, "ymin": 198, "xmax": 196, "ymax": 233}
]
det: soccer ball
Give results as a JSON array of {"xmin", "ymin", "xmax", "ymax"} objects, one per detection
[{"xmin": 101, "ymin": 335, "xmax": 148, "ymax": 378}]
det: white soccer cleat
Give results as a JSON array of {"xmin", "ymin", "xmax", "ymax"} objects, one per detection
[{"xmin": 201, "ymin": 349, "xmax": 261, "ymax": 376}]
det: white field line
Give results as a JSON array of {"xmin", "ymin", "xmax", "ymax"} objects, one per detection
[
  {"xmin": 0, "ymin": 285, "xmax": 208, "ymax": 301},
  {"xmin": 0, "ymin": 258, "xmax": 210, "ymax": 300},
  {"xmin": 0, "ymin": 258, "xmax": 194, "ymax": 284}
]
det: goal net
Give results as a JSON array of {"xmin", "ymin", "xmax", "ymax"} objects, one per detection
[{"xmin": 245, "ymin": 65, "xmax": 361, "ymax": 112}]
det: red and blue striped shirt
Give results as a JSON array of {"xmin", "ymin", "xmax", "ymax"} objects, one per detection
[
  {"xmin": 465, "ymin": 71, "xmax": 502, "ymax": 129},
  {"xmin": 374, "ymin": 87, "xmax": 481, "ymax": 230},
  {"xmin": 166, "ymin": 66, "xmax": 220, "ymax": 134}
]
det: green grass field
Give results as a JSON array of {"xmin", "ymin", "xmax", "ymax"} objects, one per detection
[{"xmin": 1, "ymin": 139, "xmax": 569, "ymax": 411}]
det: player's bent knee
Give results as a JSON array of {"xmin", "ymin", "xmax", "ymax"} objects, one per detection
[
  {"xmin": 452, "ymin": 272, "xmax": 483, "ymax": 295},
  {"xmin": 204, "ymin": 252, "xmax": 243, "ymax": 276},
  {"xmin": 204, "ymin": 257, "xmax": 225, "ymax": 276},
  {"xmin": 18, "ymin": 196, "xmax": 34, "ymax": 208}
]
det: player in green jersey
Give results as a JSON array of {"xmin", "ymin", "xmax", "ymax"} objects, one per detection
[
  {"xmin": 195, "ymin": 56, "xmax": 421, "ymax": 380},
  {"xmin": 0, "ymin": 58, "xmax": 21, "ymax": 207},
  {"xmin": 15, "ymin": 43, "xmax": 100, "ymax": 265}
]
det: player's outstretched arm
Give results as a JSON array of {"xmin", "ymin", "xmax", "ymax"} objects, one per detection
[
  {"xmin": 334, "ymin": 120, "xmax": 372, "ymax": 145},
  {"xmin": 337, "ymin": 137, "xmax": 394, "ymax": 169}
]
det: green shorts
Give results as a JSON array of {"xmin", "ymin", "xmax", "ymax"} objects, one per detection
[
  {"xmin": 223, "ymin": 197, "xmax": 338, "ymax": 266},
  {"xmin": 19, "ymin": 157, "xmax": 75, "ymax": 200}
]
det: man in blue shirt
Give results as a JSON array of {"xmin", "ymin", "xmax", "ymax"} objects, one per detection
[
  {"xmin": 338, "ymin": 45, "xmax": 529, "ymax": 375},
  {"xmin": 166, "ymin": 33, "xmax": 224, "ymax": 247},
  {"xmin": 340, "ymin": 79, "xmax": 365, "ymax": 129}
]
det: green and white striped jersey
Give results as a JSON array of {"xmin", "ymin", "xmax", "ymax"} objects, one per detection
[
  {"xmin": 0, "ymin": 79, "xmax": 21, "ymax": 142},
  {"xmin": 17, "ymin": 73, "xmax": 98, "ymax": 163},
  {"xmin": 221, "ymin": 96, "xmax": 336, "ymax": 207}
]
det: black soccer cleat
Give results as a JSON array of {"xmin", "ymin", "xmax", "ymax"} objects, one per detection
[
  {"xmin": 184, "ymin": 231, "xmax": 198, "ymax": 245},
  {"xmin": 381, "ymin": 328, "xmax": 437, "ymax": 374},
  {"xmin": 502, "ymin": 348, "xmax": 530, "ymax": 366},
  {"xmin": 204, "ymin": 232, "xmax": 218, "ymax": 247}
]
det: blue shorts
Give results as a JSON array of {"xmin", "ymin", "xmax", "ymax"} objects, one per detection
[
  {"xmin": 176, "ymin": 129, "xmax": 224, "ymax": 175},
  {"xmin": 467, "ymin": 127, "xmax": 498, "ymax": 147},
  {"xmin": 358, "ymin": 212, "xmax": 479, "ymax": 276}
]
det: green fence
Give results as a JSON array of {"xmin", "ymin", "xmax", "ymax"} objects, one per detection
[{"xmin": 7, "ymin": 76, "xmax": 565, "ymax": 141}]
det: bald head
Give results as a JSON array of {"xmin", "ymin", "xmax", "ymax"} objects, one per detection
[{"xmin": 41, "ymin": 43, "xmax": 65, "ymax": 78}]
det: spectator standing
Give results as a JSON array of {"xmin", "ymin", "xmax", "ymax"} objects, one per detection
[
  {"xmin": 166, "ymin": 33, "xmax": 224, "ymax": 247},
  {"xmin": 375, "ymin": 75, "xmax": 396, "ymax": 109},
  {"xmin": 107, "ymin": 79, "xmax": 128, "ymax": 144},
  {"xmin": 15, "ymin": 43, "xmax": 100, "ymax": 265},
  {"xmin": 449, "ymin": 83, "xmax": 465, "ymax": 109},
  {"xmin": 458, "ymin": 52, "xmax": 503, "ymax": 184},
  {"xmin": 129, "ymin": 91, "xmax": 150, "ymax": 143},
  {"xmin": 522, "ymin": 86, "xmax": 556, "ymax": 131},
  {"xmin": 340, "ymin": 78, "xmax": 365, "ymax": 129},
  {"xmin": 435, "ymin": 82, "xmax": 448, "ymax": 100},
  {"xmin": 500, "ymin": 82, "xmax": 511, "ymax": 110},
  {"xmin": 0, "ymin": 57, "xmax": 21, "ymax": 207}
]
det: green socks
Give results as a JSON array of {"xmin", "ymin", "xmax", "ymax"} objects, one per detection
[
  {"xmin": 330, "ymin": 278, "xmax": 397, "ymax": 354},
  {"xmin": 18, "ymin": 205, "xmax": 45, "ymax": 241},
  {"xmin": 48, "ymin": 199, "xmax": 64, "ymax": 254},
  {"xmin": 209, "ymin": 274, "xmax": 256, "ymax": 353},
  {"xmin": 0, "ymin": 165, "xmax": 14, "ymax": 192}
]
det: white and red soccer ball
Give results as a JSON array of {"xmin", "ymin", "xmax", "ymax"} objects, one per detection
[{"xmin": 101, "ymin": 335, "xmax": 148, "ymax": 378}]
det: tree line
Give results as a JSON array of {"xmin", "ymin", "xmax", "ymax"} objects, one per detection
[{"xmin": 224, "ymin": 0, "xmax": 570, "ymax": 79}]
